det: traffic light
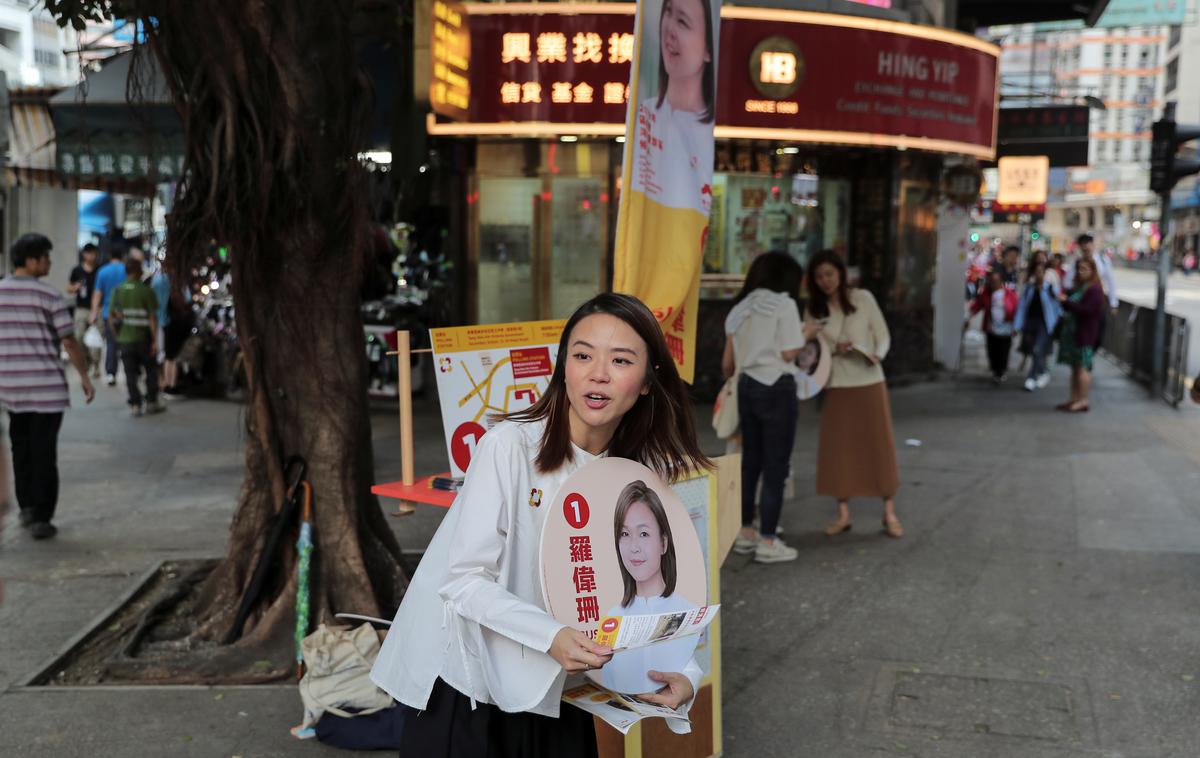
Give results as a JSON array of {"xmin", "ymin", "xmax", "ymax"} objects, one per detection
[
  {"xmin": 1031, "ymin": 231, "xmax": 1040, "ymax": 241},
  {"xmin": 1150, "ymin": 103, "xmax": 1200, "ymax": 194}
]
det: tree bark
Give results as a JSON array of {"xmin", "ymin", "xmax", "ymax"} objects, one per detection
[{"xmin": 116, "ymin": 0, "xmax": 408, "ymax": 666}]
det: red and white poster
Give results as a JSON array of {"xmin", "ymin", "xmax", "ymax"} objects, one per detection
[
  {"xmin": 429, "ymin": 320, "xmax": 564, "ymax": 477},
  {"xmin": 539, "ymin": 458, "xmax": 710, "ymax": 695}
]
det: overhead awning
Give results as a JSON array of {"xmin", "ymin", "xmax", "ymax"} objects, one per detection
[
  {"xmin": 5, "ymin": 87, "xmax": 61, "ymax": 188},
  {"xmin": 49, "ymin": 51, "xmax": 183, "ymax": 188},
  {"xmin": 957, "ymin": 0, "xmax": 1112, "ymax": 28}
]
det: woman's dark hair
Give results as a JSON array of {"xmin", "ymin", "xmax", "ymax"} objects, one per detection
[
  {"xmin": 655, "ymin": 0, "xmax": 715, "ymax": 123},
  {"xmin": 1025, "ymin": 256, "xmax": 1046, "ymax": 281},
  {"xmin": 1074, "ymin": 257, "xmax": 1099, "ymax": 289},
  {"xmin": 804, "ymin": 249, "xmax": 856, "ymax": 319},
  {"xmin": 733, "ymin": 251, "xmax": 802, "ymax": 306},
  {"xmin": 502, "ymin": 293, "xmax": 713, "ymax": 478},
  {"xmin": 11, "ymin": 233, "xmax": 52, "ymax": 268},
  {"xmin": 614, "ymin": 480, "xmax": 677, "ymax": 607}
]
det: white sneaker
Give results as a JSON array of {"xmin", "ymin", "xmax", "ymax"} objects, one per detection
[
  {"xmin": 145, "ymin": 399, "xmax": 167, "ymax": 415},
  {"xmin": 1036, "ymin": 373, "xmax": 1051, "ymax": 389},
  {"xmin": 754, "ymin": 538, "xmax": 798, "ymax": 563},
  {"xmin": 129, "ymin": 404, "xmax": 144, "ymax": 417},
  {"xmin": 1024, "ymin": 377, "xmax": 1037, "ymax": 392},
  {"xmin": 733, "ymin": 533, "xmax": 759, "ymax": 555}
]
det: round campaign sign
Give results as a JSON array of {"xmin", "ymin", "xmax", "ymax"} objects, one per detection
[
  {"xmin": 540, "ymin": 458, "xmax": 706, "ymax": 695},
  {"xmin": 450, "ymin": 421, "xmax": 486, "ymax": 472},
  {"xmin": 795, "ymin": 332, "xmax": 832, "ymax": 401}
]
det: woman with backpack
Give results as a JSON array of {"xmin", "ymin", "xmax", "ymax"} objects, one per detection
[{"xmin": 721, "ymin": 252, "xmax": 820, "ymax": 564}]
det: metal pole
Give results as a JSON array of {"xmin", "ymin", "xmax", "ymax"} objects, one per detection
[{"xmin": 1152, "ymin": 190, "xmax": 1172, "ymax": 391}]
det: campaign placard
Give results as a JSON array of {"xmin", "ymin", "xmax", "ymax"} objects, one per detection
[
  {"xmin": 429, "ymin": 320, "xmax": 564, "ymax": 477},
  {"xmin": 539, "ymin": 458, "xmax": 710, "ymax": 695}
]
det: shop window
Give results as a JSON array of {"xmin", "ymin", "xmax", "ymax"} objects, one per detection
[{"xmin": 706, "ymin": 167, "xmax": 850, "ymax": 277}]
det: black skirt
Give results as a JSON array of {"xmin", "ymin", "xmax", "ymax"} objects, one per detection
[{"xmin": 400, "ymin": 678, "xmax": 598, "ymax": 758}]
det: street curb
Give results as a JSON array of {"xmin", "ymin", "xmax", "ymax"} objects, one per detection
[{"xmin": 10, "ymin": 557, "xmax": 171, "ymax": 690}]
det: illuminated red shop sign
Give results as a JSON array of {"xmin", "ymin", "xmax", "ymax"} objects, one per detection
[
  {"xmin": 438, "ymin": 5, "xmax": 998, "ymax": 158},
  {"xmin": 466, "ymin": 11, "xmax": 634, "ymax": 124}
]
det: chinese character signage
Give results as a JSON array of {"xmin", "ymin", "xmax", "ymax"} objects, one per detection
[
  {"xmin": 996, "ymin": 106, "xmax": 1089, "ymax": 167},
  {"xmin": 718, "ymin": 12, "xmax": 998, "ymax": 158},
  {"xmin": 539, "ymin": 458, "xmax": 709, "ymax": 695},
  {"xmin": 439, "ymin": 6, "xmax": 998, "ymax": 159},
  {"xmin": 467, "ymin": 13, "xmax": 636, "ymax": 124},
  {"xmin": 429, "ymin": 319, "xmax": 565, "ymax": 477},
  {"xmin": 430, "ymin": 0, "xmax": 470, "ymax": 120},
  {"xmin": 612, "ymin": 0, "xmax": 724, "ymax": 383},
  {"xmin": 57, "ymin": 147, "xmax": 183, "ymax": 180},
  {"xmin": 996, "ymin": 156, "xmax": 1049, "ymax": 207}
]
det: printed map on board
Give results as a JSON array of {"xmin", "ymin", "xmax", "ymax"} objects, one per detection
[{"xmin": 430, "ymin": 320, "xmax": 565, "ymax": 477}]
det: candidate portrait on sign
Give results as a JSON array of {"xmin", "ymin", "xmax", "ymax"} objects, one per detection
[
  {"xmin": 600, "ymin": 480, "xmax": 699, "ymax": 694},
  {"xmin": 632, "ymin": 0, "xmax": 717, "ymax": 215}
]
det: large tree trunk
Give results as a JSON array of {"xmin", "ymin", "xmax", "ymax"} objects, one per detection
[{"xmin": 103, "ymin": 0, "xmax": 409, "ymax": 676}]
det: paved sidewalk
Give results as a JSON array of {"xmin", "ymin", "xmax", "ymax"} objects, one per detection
[{"xmin": 2, "ymin": 356, "xmax": 1200, "ymax": 757}]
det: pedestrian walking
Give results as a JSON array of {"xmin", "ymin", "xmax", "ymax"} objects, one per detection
[
  {"xmin": 108, "ymin": 258, "xmax": 163, "ymax": 416},
  {"xmin": 370, "ymin": 294, "xmax": 711, "ymax": 758},
  {"xmin": 0, "ymin": 233, "xmax": 96, "ymax": 540},
  {"xmin": 161, "ymin": 283, "xmax": 193, "ymax": 395},
  {"xmin": 1063, "ymin": 234, "xmax": 1119, "ymax": 346},
  {"xmin": 1014, "ymin": 257, "xmax": 1063, "ymax": 392},
  {"xmin": 805, "ymin": 250, "xmax": 903, "ymax": 539},
  {"xmin": 90, "ymin": 246, "xmax": 126, "ymax": 385},
  {"xmin": 722, "ymin": 252, "xmax": 820, "ymax": 564},
  {"xmin": 991, "ymin": 244, "xmax": 1022, "ymax": 287},
  {"xmin": 967, "ymin": 269, "xmax": 1019, "ymax": 383},
  {"xmin": 1055, "ymin": 257, "xmax": 1105, "ymax": 413},
  {"xmin": 67, "ymin": 243, "xmax": 101, "ymax": 377},
  {"xmin": 149, "ymin": 263, "xmax": 171, "ymax": 385}
]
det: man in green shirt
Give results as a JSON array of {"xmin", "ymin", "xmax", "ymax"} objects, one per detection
[{"xmin": 108, "ymin": 258, "xmax": 163, "ymax": 416}]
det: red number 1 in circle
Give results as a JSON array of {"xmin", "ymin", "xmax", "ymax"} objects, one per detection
[
  {"xmin": 451, "ymin": 421, "xmax": 486, "ymax": 473},
  {"xmin": 564, "ymin": 493, "xmax": 590, "ymax": 529}
]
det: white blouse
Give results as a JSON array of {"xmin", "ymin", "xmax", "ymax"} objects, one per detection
[{"xmin": 370, "ymin": 419, "xmax": 699, "ymax": 733}]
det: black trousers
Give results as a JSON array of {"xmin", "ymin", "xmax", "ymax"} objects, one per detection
[
  {"xmin": 985, "ymin": 333, "xmax": 1013, "ymax": 378},
  {"xmin": 8, "ymin": 411, "xmax": 64, "ymax": 525},
  {"xmin": 119, "ymin": 339, "xmax": 159, "ymax": 406},
  {"xmin": 400, "ymin": 678, "xmax": 598, "ymax": 758}
]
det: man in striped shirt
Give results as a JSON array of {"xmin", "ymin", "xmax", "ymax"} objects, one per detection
[{"xmin": 0, "ymin": 233, "xmax": 96, "ymax": 540}]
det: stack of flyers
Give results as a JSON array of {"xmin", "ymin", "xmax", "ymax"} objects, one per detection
[
  {"xmin": 595, "ymin": 604, "xmax": 719, "ymax": 651},
  {"xmin": 562, "ymin": 678, "xmax": 689, "ymax": 734}
]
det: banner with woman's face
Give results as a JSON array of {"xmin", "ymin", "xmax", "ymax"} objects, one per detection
[{"xmin": 540, "ymin": 458, "xmax": 707, "ymax": 694}]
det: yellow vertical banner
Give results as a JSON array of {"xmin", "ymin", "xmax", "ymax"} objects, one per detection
[{"xmin": 612, "ymin": 0, "xmax": 722, "ymax": 383}]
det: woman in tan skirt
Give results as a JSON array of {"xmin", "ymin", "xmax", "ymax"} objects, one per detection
[{"xmin": 804, "ymin": 250, "xmax": 902, "ymax": 538}]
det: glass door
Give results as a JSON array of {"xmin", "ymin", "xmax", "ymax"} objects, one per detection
[
  {"xmin": 476, "ymin": 177, "xmax": 540, "ymax": 325},
  {"xmin": 548, "ymin": 176, "xmax": 607, "ymax": 319}
]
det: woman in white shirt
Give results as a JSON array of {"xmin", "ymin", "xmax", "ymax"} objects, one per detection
[
  {"xmin": 602, "ymin": 480, "xmax": 698, "ymax": 694},
  {"xmin": 370, "ymin": 293, "xmax": 712, "ymax": 758},
  {"xmin": 631, "ymin": 0, "xmax": 716, "ymax": 214},
  {"xmin": 804, "ymin": 250, "xmax": 903, "ymax": 539},
  {"xmin": 722, "ymin": 252, "xmax": 820, "ymax": 564}
]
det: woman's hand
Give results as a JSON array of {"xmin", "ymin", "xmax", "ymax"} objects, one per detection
[
  {"xmin": 835, "ymin": 340, "xmax": 852, "ymax": 355},
  {"xmin": 548, "ymin": 627, "xmax": 612, "ymax": 674},
  {"xmin": 638, "ymin": 670, "xmax": 695, "ymax": 710}
]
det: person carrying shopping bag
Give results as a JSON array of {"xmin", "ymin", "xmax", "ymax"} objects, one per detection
[{"xmin": 721, "ymin": 252, "xmax": 820, "ymax": 564}]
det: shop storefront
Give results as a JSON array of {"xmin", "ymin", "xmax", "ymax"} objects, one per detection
[{"xmin": 426, "ymin": 2, "xmax": 997, "ymax": 395}]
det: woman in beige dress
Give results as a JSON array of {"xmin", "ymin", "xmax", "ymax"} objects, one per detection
[{"xmin": 804, "ymin": 250, "xmax": 902, "ymax": 538}]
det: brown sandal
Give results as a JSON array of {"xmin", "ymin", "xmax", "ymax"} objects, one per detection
[
  {"xmin": 824, "ymin": 518, "xmax": 853, "ymax": 536},
  {"xmin": 883, "ymin": 516, "xmax": 904, "ymax": 538}
]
